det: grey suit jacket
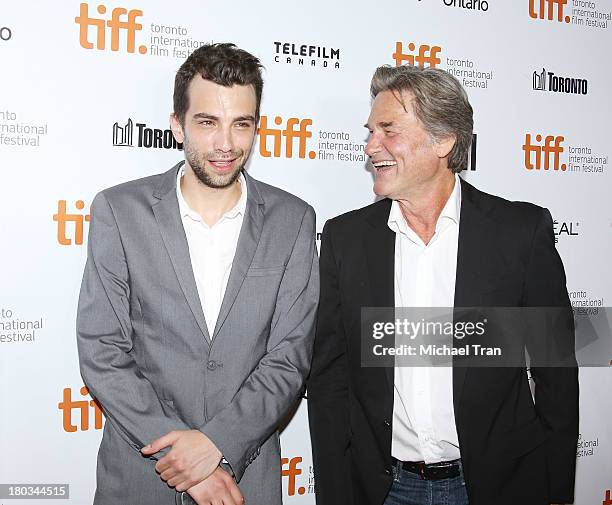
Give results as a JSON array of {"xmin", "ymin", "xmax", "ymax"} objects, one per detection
[{"xmin": 76, "ymin": 163, "xmax": 319, "ymax": 505}]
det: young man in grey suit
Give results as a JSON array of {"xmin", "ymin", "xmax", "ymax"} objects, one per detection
[{"xmin": 76, "ymin": 43, "xmax": 319, "ymax": 505}]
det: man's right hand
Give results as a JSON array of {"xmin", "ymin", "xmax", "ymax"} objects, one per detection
[{"xmin": 186, "ymin": 467, "xmax": 244, "ymax": 505}]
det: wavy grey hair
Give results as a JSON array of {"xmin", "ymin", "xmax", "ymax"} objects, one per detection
[{"xmin": 370, "ymin": 65, "xmax": 473, "ymax": 173}]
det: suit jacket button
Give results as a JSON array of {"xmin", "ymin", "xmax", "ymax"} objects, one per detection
[
  {"xmin": 207, "ymin": 360, "xmax": 217, "ymax": 371},
  {"xmin": 385, "ymin": 468, "xmax": 391, "ymax": 475},
  {"xmin": 384, "ymin": 420, "xmax": 391, "ymax": 428}
]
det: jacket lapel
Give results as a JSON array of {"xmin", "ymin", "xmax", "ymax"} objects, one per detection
[
  {"xmin": 453, "ymin": 178, "xmax": 491, "ymax": 413},
  {"xmin": 152, "ymin": 163, "xmax": 211, "ymax": 343},
  {"xmin": 363, "ymin": 200, "xmax": 396, "ymax": 394},
  {"xmin": 212, "ymin": 171, "xmax": 264, "ymax": 339}
]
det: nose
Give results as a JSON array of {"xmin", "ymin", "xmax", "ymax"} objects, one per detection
[
  {"xmin": 365, "ymin": 132, "xmax": 381, "ymax": 157},
  {"xmin": 213, "ymin": 126, "xmax": 234, "ymax": 153}
]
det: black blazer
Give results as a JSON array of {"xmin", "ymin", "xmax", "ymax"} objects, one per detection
[{"xmin": 308, "ymin": 179, "xmax": 578, "ymax": 505}]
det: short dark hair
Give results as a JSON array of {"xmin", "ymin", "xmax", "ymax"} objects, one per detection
[{"xmin": 173, "ymin": 43, "xmax": 264, "ymax": 124}]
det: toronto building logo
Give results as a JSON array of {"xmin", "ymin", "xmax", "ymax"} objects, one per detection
[
  {"xmin": 112, "ymin": 118, "xmax": 183, "ymax": 150},
  {"xmin": 113, "ymin": 118, "xmax": 133, "ymax": 146},
  {"xmin": 532, "ymin": 68, "xmax": 588, "ymax": 95}
]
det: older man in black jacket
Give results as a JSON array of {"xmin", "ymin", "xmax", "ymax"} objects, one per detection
[{"xmin": 308, "ymin": 64, "xmax": 578, "ymax": 505}]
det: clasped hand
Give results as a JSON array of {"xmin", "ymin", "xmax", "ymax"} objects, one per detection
[{"xmin": 141, "ymin": 429, "xmax": 222, "ymax": 491}]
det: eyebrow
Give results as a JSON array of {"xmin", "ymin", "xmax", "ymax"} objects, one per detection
[
  {"xmin": 363, "ymin": 121, "xmax": 394, "ymax": 129},
  {"xmin": 192, "ymin": 113, "xmax": 256, "ymax": 122},
  {"xmin": 192, "ymin": 113, "xmax": 217, "ymax": 121}
]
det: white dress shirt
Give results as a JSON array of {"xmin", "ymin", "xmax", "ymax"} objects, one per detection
[
  {"xmin": 176, "ymin": 166, "xmax": 247, "ymax": 335},
  {"xmin": 389, "ymin": 175, "xmax": 462, "ymax": 463}
]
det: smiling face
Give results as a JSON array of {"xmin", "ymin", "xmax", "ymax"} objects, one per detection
[
  {"xmin": 364, "ymin": 90, "xmax": 452, "ymax": 200},
  {"xmin": 170, "ymin": 77, "xmax": 257, "ymax": 189}
]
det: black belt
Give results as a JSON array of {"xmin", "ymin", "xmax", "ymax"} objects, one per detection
[{"xmin": 392, "ymin": 458, "xmax": 461, "ymax": 480}]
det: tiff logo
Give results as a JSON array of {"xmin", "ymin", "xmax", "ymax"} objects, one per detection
[
  {"xmin": 522, "ymin": 134, "xmax": 567, "ymax": 171},
  {"xmin": 257, "ymin": 116, "xmax": 315, "ymax": 159},
  {"xmin": 281, "ymin": 457, "xmax": 305, "ymax": 496},
  {"xmin": 53, "ymin": 200, "xmax": 90, "ymax": 246},
  {"xmin": 75, "ymin": 3, "xmax": 147, "ymax": 53},
  {"xmin": 529, "ymin": 0, "xmax": 570, "ymax": 23},
  {"xmin": 58, "ymin": 386, "xmax": 104, "ymax": 432},
  {"xmin": 393, "ymin": 42, "xmax": 442, "ymax": 68}
]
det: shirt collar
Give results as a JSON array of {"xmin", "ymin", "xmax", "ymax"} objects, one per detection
[
  {"xmin": 387, "ymin": 174, "xmax": 462, "ymax": 237},
  {"xmin": 176, "ymin": 163, "xmax": 248, "ymax": 223},
  {"xmin": 439, "ymin": 173, "xmax": 461, "ymax": 226}
]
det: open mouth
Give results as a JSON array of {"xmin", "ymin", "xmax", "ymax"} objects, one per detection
[
  {"xmin": 372, "ymin": 160, "xmax": 397, "ymax": 173},
  {"xmin": 208, "ymin": 158, "xmax": 238, "ymax": 172}
]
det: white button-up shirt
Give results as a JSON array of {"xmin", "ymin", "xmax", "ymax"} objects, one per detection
[
  {"xmin": 176, "ymin": 166, "xmax": 247, "ymax": 335},
  {"xmin": 388, "ymin": 175, "xmax": 462, "ymax": 463}
]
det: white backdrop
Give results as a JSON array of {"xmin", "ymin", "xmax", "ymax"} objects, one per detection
[{"xmin": 1, "ymin": 0, "xmax": 611, "ymax": 503}]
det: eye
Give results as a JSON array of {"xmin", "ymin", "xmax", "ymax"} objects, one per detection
[
  {"xmin": 197, "ymin": 120, "xmax": 214, "ymax": 127},
  {"xmin": 235, "ymin": 121, "xmax": 253, "ymax": 129}
]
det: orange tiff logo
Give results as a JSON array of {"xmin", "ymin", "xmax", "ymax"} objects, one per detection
[
  {"xmin": 75, "ymin": 2, "xmax": 147, "ymax": 53},
  {"xmin": 281, "ymin": 456, "xmax": 305, "ymax": 496},
  {"xmin": 53, "ymin": 200, "xmax": 90, "ymax": 246},
  {"xmin": 393, "ymin": 42, "xmax": 442, "ymax": 68},
  {"xmin": 522, "ymin": 134, "xmax": 567, "ymax": 171},
  {"xmin": 257, "ymin": 116, "xmax": 316, "ymax": 159},
  {"xmin": 529, "ymin": 0, "xmax": 570, "ymax": 23},
  {"xmin": 58, "ymin": 386, "xmax": 104, "ymax": 432}
]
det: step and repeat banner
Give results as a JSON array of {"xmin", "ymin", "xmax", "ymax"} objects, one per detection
[{"xmin": 1, "ymin": 0, "xmax": 611, "ymax": 503}]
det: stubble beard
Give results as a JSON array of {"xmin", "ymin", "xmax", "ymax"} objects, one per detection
[{"xmin": 184, "ymin": 136, "xmax": 247, "ymax": 189}]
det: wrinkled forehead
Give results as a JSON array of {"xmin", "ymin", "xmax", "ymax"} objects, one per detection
[{"xmin": 366, "ymin": 90, "xmax": 416, "ymax": 128}]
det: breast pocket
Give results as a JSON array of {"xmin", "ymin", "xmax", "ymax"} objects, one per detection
[
  {"xmin": 246, "ymin": 266, "xmax": 285, "ymax": 277},
  {"xmin": 237, "ymin": 266, "xmax": 286, "ymax": 331}
]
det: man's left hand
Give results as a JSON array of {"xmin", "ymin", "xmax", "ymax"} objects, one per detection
[{"xmin": 141, "ymin": 430, "xmax": 223, "ymax": 491}]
